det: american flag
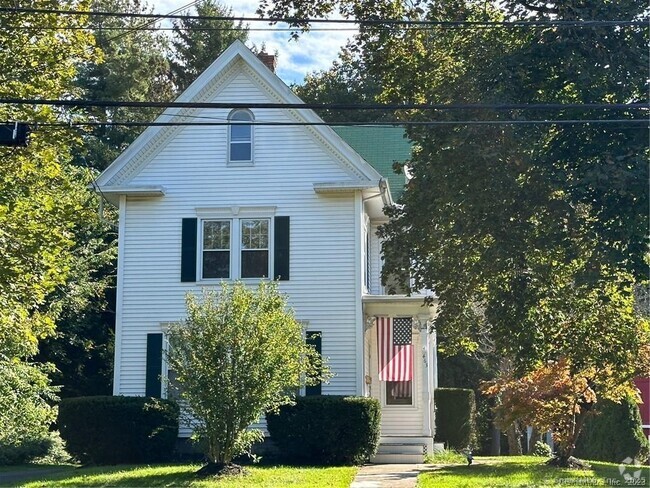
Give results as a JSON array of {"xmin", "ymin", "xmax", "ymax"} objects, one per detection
[{"xmin": 378, "ymin": 316, "xmax": 413, "ymax": 381}]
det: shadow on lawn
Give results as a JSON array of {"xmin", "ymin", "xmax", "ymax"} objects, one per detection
[
  {"xmin": 3, "ymin": 465, "xmax": 199, "ymax": 488},
  {"xmin": 422, "ymin": 458, "xmax": 649, "ymax": 487}
]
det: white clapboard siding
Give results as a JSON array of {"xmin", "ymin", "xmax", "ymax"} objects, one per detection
[{"xmin": 114, "ymin": 67, "xmax": 363, "ymax": 400}]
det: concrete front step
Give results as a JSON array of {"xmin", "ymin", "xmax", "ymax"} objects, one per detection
[
  {"xmin": 377, "ymin": 443, "xmax": 426, "ymax": 455},
  {"xmin": 371, "ymin": 452, "xmax": 425, "ymax": 464},
  {"xmin": 371, "ymin": 440, "xmax": 428, "ymax": 464}
]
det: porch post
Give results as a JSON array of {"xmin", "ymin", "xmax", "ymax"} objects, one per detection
[{"xmin": 419, "ymin": 314, "xmax": 433, "ymax": 437}]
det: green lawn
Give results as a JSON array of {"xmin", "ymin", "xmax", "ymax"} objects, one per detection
[
  {"xmin": 6, "ymin": 464, "xmax": 357, "ymax": 488},
  {"xmin": 424, "ymin": 449, "xmax": 468, "ymax": 465},
  {"xmin": 418, "ymin": 456, "xmax": 650, "ymax": 487}
]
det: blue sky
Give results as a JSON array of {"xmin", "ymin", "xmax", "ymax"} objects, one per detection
[{"xmin": 155, "ymin": 0, "xmax": 353, "ymax": 84}]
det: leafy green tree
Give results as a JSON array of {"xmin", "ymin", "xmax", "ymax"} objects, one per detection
[
  {"xmin": 259, "ymin": 0, "xmax": 650, "ymax": 464},
  {"xmin": 0, "ymin": 0, "xmax": 99, "ymax": 459},
  {"xmin": 293, "ymin": 46, "xmax": 389, "ymax": 123},
  {"xmin": 39, "ymin": 0, "xmax": 172, "ymax": 397},
  {"xmin": 167, "ymin": 282, "xmax": 329, "ymax": 471},
  {"xmin": 170, "ymin": 0, "xmax": 248, "ymax": 92},
  {"xmin": 37, "ymin": 228, "xmax": 117, "ymax": 397}
]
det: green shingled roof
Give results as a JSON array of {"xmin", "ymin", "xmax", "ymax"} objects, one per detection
[{"xmin": 333, "ymin": 126, "xmax": 411, "ymax": 201}]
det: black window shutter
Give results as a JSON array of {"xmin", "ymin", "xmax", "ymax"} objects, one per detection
[
  {"xmin": 274, "ymin": 216, "xmax": 290, "ymax": 280},
  {"xmin": 181, "ymin": 218, "xmax": 197, "ymax": 282},
  {"xmin": 305, "ymin": 331, "xmax": 322, "ymax": 396},
  {"xmin": 145, "ymin": 333, "xmax": 163, "ymax": 398}
]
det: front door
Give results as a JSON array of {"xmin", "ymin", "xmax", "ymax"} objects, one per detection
[{"xmin": 366, "ymin": 316, "xmax": 424, "ymax": 437}]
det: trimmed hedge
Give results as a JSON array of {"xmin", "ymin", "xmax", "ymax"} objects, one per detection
[
  {"xmin": 435, "ymin": 387, "xmax": 477, "ymax": 450},
  {"xmin": 58, "ymin": 395, "xmax": 179, "ymax": 464},
  {"xmin": 266, "ymin": 395, "xmax": 381, "ymax": 465},
  {"xmin": 574, "ymin": 396, "xmax": 650, "ymax": 463}
]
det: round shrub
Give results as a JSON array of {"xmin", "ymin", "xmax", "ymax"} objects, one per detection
[
  {"xmin": 574, "ymin": 395, "xmax": 649, "ymax": 463},
  {"xmin": 0, "ymin": 435, "xmax": 52, "ymax": 465},
  {"xmin": 58, "ymin": 396, "xmax": 179, "ymax": 464},
  {"xmin": 266, "ymin": 395, "xmax": 381, "ymax": 465},
  {"xmin": 532, "ymin": 440, "xmax": 553, "ymax": 457},
  {"xmin": 435, "ymin": 388, "xmax": 478, "ymax": 450}
]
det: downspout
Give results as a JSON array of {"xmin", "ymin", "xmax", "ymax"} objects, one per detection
[{"xmin": 379, "ymin": 178, "xmax": 391, "ymax": 207}]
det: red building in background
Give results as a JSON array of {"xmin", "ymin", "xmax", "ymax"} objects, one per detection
[{"xmin": 634, "ymin": 377, "xmax": 650, "ymax": 439}]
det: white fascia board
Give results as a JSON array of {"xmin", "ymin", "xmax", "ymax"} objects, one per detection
[
  {"xmin": 95, "ymin": 185, "xmax": 165, "ymax": 207},
  {"xmin": 362, "ymin": 295, "xmax": 433, "ymax": 304},
  {"xmin": 314, "ymin": 181, "xmax": 379, "ymax": 193}
]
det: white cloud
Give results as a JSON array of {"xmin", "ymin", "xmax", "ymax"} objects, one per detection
[{"xmin": 152, "ymin": 0, "xmax": 353, "ymax": 84}]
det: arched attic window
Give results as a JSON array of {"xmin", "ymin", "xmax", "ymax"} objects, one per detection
[{"xmin": 228, "ymin": 109, "xmax": 253, "ymax": 164}]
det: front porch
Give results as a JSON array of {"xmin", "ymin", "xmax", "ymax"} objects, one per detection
[{"xmin": 362, "ymin": 295, "xmax": 442, "ymax": 463}]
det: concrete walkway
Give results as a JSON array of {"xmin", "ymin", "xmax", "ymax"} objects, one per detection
[
  {"xmin": 0, "ymin": 467, "xmax": 71, "ymax": 486},
  {"xmin": 350, "ymin": 464, "xmax": 439, "ymax": 488}
]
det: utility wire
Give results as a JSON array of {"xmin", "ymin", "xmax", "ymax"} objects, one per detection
[
  {"xmin": 26, "ymin": 119, "xmax": 649, "ymax": 127},
  {"xmin": 106, "ymin": 0, "xmax": 201, "ymax": 41},
  {"xmin": 9, "ymin": 25, "xmax": 357, "ymax": 32},
  {"xmin": 0, "ymin": 98, "xmax": 646, "ymax": 111},
  {"xmin": 1, "ymin": 7, "xmax": 646, "ymax": 27}
]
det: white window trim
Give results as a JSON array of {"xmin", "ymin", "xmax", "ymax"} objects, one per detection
[
  {"xmin": 197, "ymin": 207, "xmax": 276, "ymax": 282},
  {"xmin": 201, "ymin": 219, "xmax": 232, "ymax": 280},
  {"xmin": 227, "ymin": 109, "xmax": 254, "ymax": 166},
  {"xmin": 162, "ymin": 332, "xmax": 171, "ymax": 400},
  {"xmin": 297, "ymin": 320, "xmax": 311, "ymax": 397},
  {"xmin": 160, "ymin": 323, "xmax": 174, "ymax": 400},
  {"xmin": 240, "ymin": 218, "xmax": 271, "ymax": 279},
  {"xmin": 363, "ymin": 216, "xmax": 370, "ymax": 294}
]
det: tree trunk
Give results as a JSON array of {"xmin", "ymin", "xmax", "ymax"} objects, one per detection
[
  {"xmin": 528, "ymin": 427, "xmax": 541, "ymax": 453},
  {"xmin": 506, "ymin": 422, "xmax": 522, "ymax": 456},
  {"xmin": 490, "ymin": 424, "xmax": 501, "ymax": 456}
]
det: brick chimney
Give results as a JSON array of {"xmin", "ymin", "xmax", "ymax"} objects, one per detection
[{"xmin": 257, "ymin": 51, "xmax": 277, "ymax": 73}]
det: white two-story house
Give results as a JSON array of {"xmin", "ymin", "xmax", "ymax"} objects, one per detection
[{"xmin": 95, "ymin": 41, "xmax": 439, "ymax": 463}]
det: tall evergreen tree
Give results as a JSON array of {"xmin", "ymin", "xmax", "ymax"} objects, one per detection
[
  {"xmin": 170, "ymin": 0, "xmax": 249, "ymax": 92},
  {"xmin": 74, "ymin": 0, "xmax": 173, "ymax": 172}
]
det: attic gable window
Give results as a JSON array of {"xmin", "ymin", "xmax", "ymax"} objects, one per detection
[{"xmin": 228, "ymin": 109, "xmax": 253, "ymax": 164}]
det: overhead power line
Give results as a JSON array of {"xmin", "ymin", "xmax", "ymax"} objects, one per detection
[
  {"xmin": 0, "ymin": 98, "xmax": 647, "ymax": 112},
  {"xmin": 0, "ymin": 6, "xmax": 646, "ymax": 28},
  {"xmin": 107, "ymin": 0, "xmax": 201, "ymax": 41},
  {"xmin": 9, "ymin": 25, "xmax": 358, "ymax": 32},
  {"xmin": 21, "ymin": 119, "xmax": 650, "ymax": 128}
]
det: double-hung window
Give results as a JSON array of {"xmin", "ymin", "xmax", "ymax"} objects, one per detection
[
  {"xmin": 201, "ymin": 218, "xmax": 270, "ymax": 280},
  {"xmin": 202, "ymin": 220, "xmax": 231, "ymax": 279},
  {"xmin": 240, "ymin": 219, "xmax": 269, "ymax": 278},
  {"xmin": 228, "ymin": 109, "xmax": 253, "ymax": 163},
  {"xmin": 181, "ymin": 213, "xmax": 289, "ymax": 283}
]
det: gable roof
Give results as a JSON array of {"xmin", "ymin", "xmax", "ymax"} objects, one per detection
[
  {"xmin": 333, "ymin": 126, "xmax": 411, "ymax": 201},
  {"xmin": 95, "ymin": 40, "xmax": 384, "ymax": 192}
]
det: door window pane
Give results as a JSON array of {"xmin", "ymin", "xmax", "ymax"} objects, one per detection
[{"xmin": 386, "ymin": 381, "xmax": 412, "ymax": 405}]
